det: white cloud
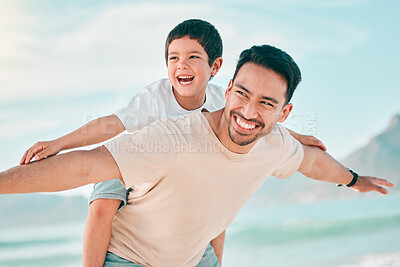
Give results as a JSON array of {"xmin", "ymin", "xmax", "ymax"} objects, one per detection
[
  {"xmin": 240, "ymin": 0, "xmax": 369, "ymax": 8},
  {"xmin": 0, "ymin": 0, "xmax": 371, "ymax": 105},
  {"xmin": 0, "ymin": 2, "xmax": 219, "ymax": 103}
]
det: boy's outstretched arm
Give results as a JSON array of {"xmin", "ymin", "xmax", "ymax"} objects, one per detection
[
  {"xmin": 1, "ymin": 146, "xmax": 122, "ymax": 194},
  {"xmin": 298, "ymin": 145, "xmax": 394, "ymax": 194},
  {"xmin": 287, "ymin": 129, "xmax": 327, "ymax": 151},
  {"xmin": 20, "ymin": 115, "xmax": 125, "ymax": 164}
]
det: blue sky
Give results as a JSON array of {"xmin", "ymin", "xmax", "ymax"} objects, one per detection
[{"xmin": 1, "ymin": 0, "xmax": 399, "ymax": 196}]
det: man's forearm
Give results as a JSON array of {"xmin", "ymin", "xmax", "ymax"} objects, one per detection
[
  {"xmin": 0, "ymin": 146, "xmax": 121, "ymax": 194},
  {"xmin": 298, "ymin": 145, "xmax": 394, "ymax": 194},
  {"xmin": 299, "ymin": 145, "xmax": 352, "ymax": 184}
]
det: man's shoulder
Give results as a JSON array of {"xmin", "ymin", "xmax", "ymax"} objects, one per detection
[
  {"xmin": 263, "ymin": 124, "xmax": 291, "ymax": 143},
  {"xmin": 257, "ymin": 124, "xmax": 302, "ymax": 154},
  {"xmin": 131, "ymin": 111, "xmax": 206, "ymax": 145}
]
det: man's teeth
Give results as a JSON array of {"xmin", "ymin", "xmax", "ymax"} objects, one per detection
[{"xmin": 236, "ymin": 116, "xmax": 256, "ymax": 130}]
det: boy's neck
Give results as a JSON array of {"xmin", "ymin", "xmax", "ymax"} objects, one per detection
[{"xmin": 173, "ymin": 88, "xmax": 206, "ymax": 111}]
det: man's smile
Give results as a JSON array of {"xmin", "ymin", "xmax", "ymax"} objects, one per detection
[{"xmin": 232, "ymin": 112, "xmax": 264, "ymax": 134}]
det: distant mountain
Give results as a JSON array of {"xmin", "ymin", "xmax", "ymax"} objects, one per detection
[
  {"xmin": 342, "ymin": 114, "xmax": 400, "ymax": 185},
  {"xmin": 247, "ymin": 114, "xmax": 400, "ymax": 206}
]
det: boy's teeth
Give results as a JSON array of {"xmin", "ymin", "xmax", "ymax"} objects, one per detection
[
  {"xmin": 236, "ymin": 116, "xmax": 256, "ymax": 130},
  {"xmin": 178, "ymin": 75, "xmax": 194, "ymax": 85}
]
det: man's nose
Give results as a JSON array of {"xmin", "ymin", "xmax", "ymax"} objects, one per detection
[{"xmin": 241, "ymin": 102, "xmax": 258, "ymax": 119}]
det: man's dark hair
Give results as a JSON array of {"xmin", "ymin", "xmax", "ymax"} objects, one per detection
[
  {"xmin": 232, "ymin": 45, "xmax": 302, "ymax": 104},
  {"xmin": 165, "ymin": 19, "xmax": 223, "ymax": 67}
]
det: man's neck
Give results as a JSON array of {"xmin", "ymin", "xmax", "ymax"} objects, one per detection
[{"xmin": 202, "ymin": 109, "xmax": 256, "ymax": 154}]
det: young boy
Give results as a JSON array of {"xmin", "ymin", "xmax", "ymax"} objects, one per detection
[{"xmin": 20, "ymin": 19, "xmax": 325, "ymax": 266}]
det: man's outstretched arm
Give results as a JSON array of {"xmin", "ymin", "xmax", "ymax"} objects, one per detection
[
  {"xmin": 298, "ymin": 145, "xmax": 394, "ymax": 194},
  {"xmin": 0, "ymin": 146, "xmax": 122, "ymax": 194}
]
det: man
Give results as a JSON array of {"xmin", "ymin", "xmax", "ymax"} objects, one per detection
[{"xmin": 0, "ymin": 45, "xmax": 393, "ymax": 267}]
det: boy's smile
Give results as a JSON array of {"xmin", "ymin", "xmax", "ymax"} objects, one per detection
[
  {"xmin": 177, "ymin": 75, "xmax": 194, "ymax": 85},
  {"xmin": 167, "ymin": 36, "xmax": 221, "ymax": 110}
]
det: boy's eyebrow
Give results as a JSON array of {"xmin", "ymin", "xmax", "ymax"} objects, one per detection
[
  {"xmin": 168, "ymin": 50, "xmax": 204, "ymax": 55},
  {"xmin": 235, "ymin": 82, "xmax": 279, "ymax": 104}
]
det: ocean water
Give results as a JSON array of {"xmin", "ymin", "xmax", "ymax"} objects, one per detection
[
  {"xmin": 0, "ymin": 223, "xmax": 83, "ymax": 267},
  {"xmin": 0, "ymin": 196, "xmax": 399, "ymax": 267},
  {"xmin": 224, "ymin": 195, "xmax": 400, "ymax": 267}
]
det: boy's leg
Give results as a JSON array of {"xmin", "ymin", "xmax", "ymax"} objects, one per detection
[
  {"xmin": 210, "ymin": 230, "xmax": 225, "ymax": 265},
  {"xmin": 83, "ymin": 179, "xmax": 129, "ymax": 267},
  {"xmin": 83, "ymin": 199, "xmax": 121, "ymax": 267},
  {"xmin": 103, "ymin": 252, "xmax": 143, "ymax": 266},
  {"xmin": 196, "ymin": 243, "xmax": 221, "ymax": 267}
]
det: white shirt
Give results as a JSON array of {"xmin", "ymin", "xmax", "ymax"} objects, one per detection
[{"xmin": 115, "ymin": 78, "xmax": 226, "ymax": 132}]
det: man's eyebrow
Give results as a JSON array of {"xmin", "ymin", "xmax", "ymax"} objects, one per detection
[
  {"xmin": 236, "ymin": 83, "xmax": 251, "ymax": 94},
  {"xmin": 261, "ymin": 96, "xmax": 279, "ymax": 104},
  {"xmin": 235, "ymin": 82, "xmax": 279, "ymax": 104}
]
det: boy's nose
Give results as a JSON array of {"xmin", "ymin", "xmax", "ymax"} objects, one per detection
[{"xmin": 177, "ymin": 60, "xmax": 190, "ymax": 70}]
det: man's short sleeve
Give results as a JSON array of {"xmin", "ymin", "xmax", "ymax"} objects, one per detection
[
  {"xmin": 104, "ymin": 122, "xmax": 177, "ymax": 188},
  {"xmin": 271, "ymin": 125, "xmax": 304, "ymax": 179}
]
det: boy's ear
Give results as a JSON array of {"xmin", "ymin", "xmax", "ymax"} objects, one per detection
[
  {"xmin": 211, "ymin": 57, "xmax": 223, "ymax": 76},
  {"xmin": 277, "ymin": 103, "xmax": 293, "ymax": 123}
]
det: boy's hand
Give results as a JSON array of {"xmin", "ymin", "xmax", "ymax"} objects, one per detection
[
  {"xmin": 290, "ymin": 131, "xmax": 327, "ymax": 151},
  {"xmin": 350, "ymin": 176, "xmax": 394, "ymax": 194},
  {"xmin": 20, "ymin": 141, "xmax": 62, "ymax": 165}
]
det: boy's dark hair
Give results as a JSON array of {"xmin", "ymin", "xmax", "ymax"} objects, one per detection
[
  {"xmin": 165, "ymin": 19, "xmax": 223, "ymax": 67},
  {"xmin": 232, "ymin": 45, "xmax": 302, "ymax": 104}
]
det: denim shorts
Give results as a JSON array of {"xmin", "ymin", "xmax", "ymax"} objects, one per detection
[
  {"xmin": 104, "ymin": 243, "xmax": 220, "ymax": 266},
  {"xmin": 88, "ymin": 178, "xmax": 130, "ymax": 210}
]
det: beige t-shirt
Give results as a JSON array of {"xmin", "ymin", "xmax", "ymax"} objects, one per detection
[{"xmin": 105, "ymin": 111, "xmax": 304, "ymax": 267}]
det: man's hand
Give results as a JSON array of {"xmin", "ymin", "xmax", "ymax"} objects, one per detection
[
  {"xmin": 20, "ymin": 140, "xmax": 62, "ymax": 165},
  {"xmin": 351, "ymin": 176, "xmax": 395, "ymax": 194}
]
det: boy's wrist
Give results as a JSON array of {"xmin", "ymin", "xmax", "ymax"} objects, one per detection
[{"xmin": 54, "ymin": 137, "xmax": 68, "ymax": 151}]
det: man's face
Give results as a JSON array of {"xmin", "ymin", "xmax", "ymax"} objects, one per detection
[
  {"xmin": 167, "ymin": 36, "xmax": 219, "ymax": 106},
  {"xmin": 223, "ymin": 62, "xmax": 293, "ymax": 147}
]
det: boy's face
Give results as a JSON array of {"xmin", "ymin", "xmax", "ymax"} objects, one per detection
[{"xmin": 167, "ymin": 36, "xmax": 220, "ymax": 109}]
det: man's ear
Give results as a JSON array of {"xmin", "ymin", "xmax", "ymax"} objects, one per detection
[
  {"xmin": 211, "ymin": 57, "xmax": 223, "ymax": 76},
  {"xmin": 278, "ymin": 103, "xmax": 293, "ymax": 123},
  {"xmin": 225, "ymin": 79, "xmax": 233, "ymax": 100}
]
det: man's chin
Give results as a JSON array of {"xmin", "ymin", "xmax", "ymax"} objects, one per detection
[{"xmin": 228, "ymin": 132, "xmax": 259, "ymax": 147}]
